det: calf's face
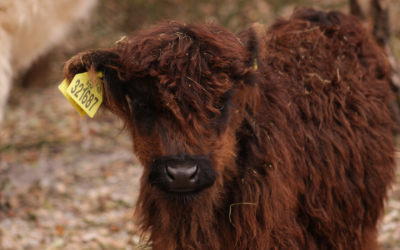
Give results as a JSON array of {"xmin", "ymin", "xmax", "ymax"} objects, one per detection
[
  {"xmin": 124, "ymin": 74, "xmax": 250, "ymax": 202},
  {"xmin": 64, "ymin": 22, "xmax": 258, "ymax": 203}
]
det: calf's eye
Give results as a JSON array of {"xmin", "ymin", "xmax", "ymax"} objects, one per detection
[
  {"xmin": 215, "ymin": 103, "xmax": 225, "ymax": 111},
  {"xmin": 138, "ymin": 101, "xmax": 148, "ymax": 110}
]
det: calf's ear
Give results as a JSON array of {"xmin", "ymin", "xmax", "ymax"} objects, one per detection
[
  {"xmin": 235, "ymin": 25, "xmax": 262, "ymax": 114},
  {"xmin": 63, "ymin": 49, "xmax": 130, "ymax": 118},
  {"xmin": 236, "ymin": 24, "xmax": 262, "ymax": 86},
  {"xmin": 63, "ymin": 49, "xmax": 121, "ymax": 83},
  {"xmin": 238, "ymin": 24, "xmax": 263, "ymax": 69}
]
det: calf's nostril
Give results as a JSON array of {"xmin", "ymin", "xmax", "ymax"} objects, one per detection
[
  {"xmin": 166, "ymin": 166, "xmax": 175, "ymax": 180},
  {"xmin": 190, "ymin": 165, "xmax": 198, "ymax": 180}
]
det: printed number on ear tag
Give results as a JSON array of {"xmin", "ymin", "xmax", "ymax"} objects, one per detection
[{"xmin": 58, "ymin": 72, "xmax": 103, "ymax": 118}]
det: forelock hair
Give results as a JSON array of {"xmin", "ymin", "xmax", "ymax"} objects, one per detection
[{"xmin": 108, "ymin": 22, "xmax": 253, "ymax": 135}]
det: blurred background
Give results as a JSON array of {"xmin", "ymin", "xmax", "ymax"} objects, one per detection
[{"xmin": 0, "ymin": 0, "xmax": 399, "ymax": 249}]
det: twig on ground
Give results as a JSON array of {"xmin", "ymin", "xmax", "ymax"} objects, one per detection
[{"xmin": 0, "ymin": 224, "xmax": 22, "ymax": 250}]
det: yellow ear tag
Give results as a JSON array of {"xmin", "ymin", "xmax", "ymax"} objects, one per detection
[
  {"xmin": 58, "ymin": 79, "xmax": 86, "ymax": 116},
  {"xmin": 59, "ymin": 72, "xmax": 104, "ymax": 118}
]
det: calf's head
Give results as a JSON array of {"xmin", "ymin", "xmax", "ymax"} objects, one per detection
[{"xmin": 64, "ymin": 22, "xmax": 259, "ymax": 203}]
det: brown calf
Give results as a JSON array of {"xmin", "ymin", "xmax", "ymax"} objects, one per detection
[{"xmin": 63, "ymin": 8, "xmax": 395, "ymax": 250}]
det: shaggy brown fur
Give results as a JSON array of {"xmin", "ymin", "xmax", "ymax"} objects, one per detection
[{"xmin": 63, "ymin": 8, "xmax": 395, "ymax": 250}]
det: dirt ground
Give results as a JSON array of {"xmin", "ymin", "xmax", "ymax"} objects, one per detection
[{"xmin": 1, "ymin": 0, "xmax": 400, "ymax": 249}]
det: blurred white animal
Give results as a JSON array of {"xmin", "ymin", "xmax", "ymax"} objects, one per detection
[{"xmin": 0, "ymin": 0, "xmax": 97, "ymax": 124}]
